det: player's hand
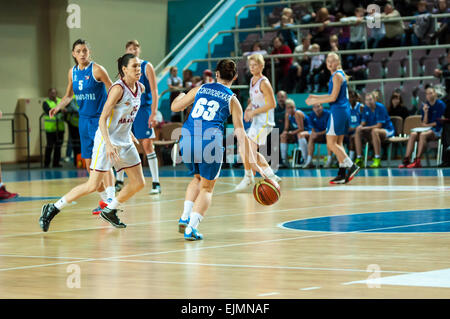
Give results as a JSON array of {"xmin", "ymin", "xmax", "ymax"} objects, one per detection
[
  {"xmin": 305, "ymin": 96, "xmax": 316, "ymax": 106},
  {"xmin": 423, "ymin": 103, "xmax": 429, "ymax": 112},
  {"xmin": 148, "ymin": 114, "xmax": 156, "ymax": 128},
  {"xmin": 106, "ymin": 143, "xmax": 120, "ymax": 163},
  {"xmin": 49, "ymin": 106, "xmax": 61, "ymax": 118},
  {"xmin": 251, "ymin": 163, "xmax": 267, "ymax": 179}
]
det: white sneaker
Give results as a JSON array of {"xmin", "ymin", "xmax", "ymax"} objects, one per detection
[{"xmin": 234, "ymin": 177, "xmax": 254, "ymax": 192}]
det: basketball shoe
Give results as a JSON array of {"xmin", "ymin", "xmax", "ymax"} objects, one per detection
[
  {"xmin": 39, "ymin": 203, "xmax": 60, "ymax": 232},
  {"xmin": 100, "ymin": 207, "xmax": 126, "ymax": 228}
]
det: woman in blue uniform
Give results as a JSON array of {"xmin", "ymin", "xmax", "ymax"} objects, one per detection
[
  {"xmin": 305, "ymin": 52, "xmax": 360, "ymax": 184},
  {"xmin": 49, "ymin": 39, "xmax": 115, "ymax": 212}
]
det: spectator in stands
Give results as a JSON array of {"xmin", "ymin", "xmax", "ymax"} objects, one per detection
[
  {"xmin": 354, "ymin": 92, "xmax": 395, "ymax": 168},
  {"xmin": 272, "ymin": 7, "xmax": 295, "ymax": 26},
  {"xmin": 434, "ymin": 51, "xmax": 450, "ymax": 96},
  {"xmin": 347, "ymin": 90, "xmax": 363, "ymax": 161},
  {"xmin": 335, "ymin": 12, "xmax": 351, "ymax": 48},
  {"xmin": 243, "ymin": 41, "xmax": 268, "ymax": 56},
  {"xmin": 293, "ymin": 34, "xmax": 312, "ymax": 93},
  {"xmin": 280, "ymin": 98, "xmax": 310, "ymax": 167},
  {"xmin": 399, "ymin": 86, "xmax": 446, "ymax": 168},
  {"xmin": 43, "ymin": 88, "xmax": 64, "ymax": 168},
  {"xmin": 379, "ymin": 3, "xmax": 404, "ymax": 48},
  {"xmin": 388, "ymin": 90, "xmax": 410, "ymax": 120},
  {"xmin": 431, "ymin": 0, "xmax": 450, "ymax": 44},
  {"xmin": 367, "ymin": 5, "xmax": 386, "ymax": 48},
  {"xmin": 340, "ymin": 6, "xmax": 367, "ymax": 50},
  {"xmin": 274, "ymin": 90, "xmax": 288, "ymax": 132},
  {"xmin": 329, "ymin": 34, "xmax": 340, "ymax": 52},
  {"xmin": 275, "ymin": 14, "xmax": 298, "ymax": 52},
  {"xmin": 168, "ymin": 66, "xmax": 183, "ymax": 122},
  {"xmin": 271, "ymin": 36, "xmax": 293, "ymax": 92},
  {"xmin": 182, "ymin": 69, "xmax": 194, "ymax": 89},
  {"xmin": 201, "ymin": 69, "xmax": 215, "ymax": 85},
  {"xmin": 191, "ymin": 76, "xmax": 202, "ymax": 87},
  {"xmin": 306, "ymin": 44, "xmax": 325, "ymax": 93},
  {"xmin": 301, "ymin": 103, "xmax": 332, "ymax": 168},
  {"xmin": 311, "ymin": 7, "xmax": 336, "ymax": 51},
  {"xmin": 403, "ymin": 0, "xmax": 430, "ymax": 46},
  {"xmin": 0, "ymin": 111, "xmax": 18, "ymax": 200}
]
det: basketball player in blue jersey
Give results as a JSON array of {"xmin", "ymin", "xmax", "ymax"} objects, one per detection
[
  {"xmin": 305, "ymin": 52, "xmax": 360, "ymax": 184},
  {"xmin": 123, "ymin": 40, "xmax": 161, "ymax": 195},
  {"xmin": 171, "ymin": 59, "xmax": 265, "ymax": 241},
  {"xmin": 50, "ymin": 39, "xmax": 116, "ymax": 212}
]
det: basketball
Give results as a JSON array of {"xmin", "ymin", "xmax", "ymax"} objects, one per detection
[{"xmin": 253, "ymin": 178, "xmax": 281, "ymax": 206}]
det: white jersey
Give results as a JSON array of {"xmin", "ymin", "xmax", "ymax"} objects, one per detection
[
  {"xmin": 249, "ymin": 76, "xmax": 275, "ymax": 127},
  {"xmin": 96, "ymin": 78, "xmax": 142, "ymax": 147}
]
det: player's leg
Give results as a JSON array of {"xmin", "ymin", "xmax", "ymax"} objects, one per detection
[
  {"xmin": 0, "ymin": 161, "xmax": 18, "ymax": 200},
  {"xmin": 399, "ymin": 132, "xmax": 419, "ymax": 167},
  {"xmin": 253, "ymin": 128, "xmax": 281, "ymax": 182},
  {"xmin": 298, "ymin": 131, "xmax": 309, "ymax": 164},
  {"xmin": 302, "ymin": 132, "xmax": 316, "ymax": 168},
  {"xmin": 141, "ymin": 137, "xmax": 161, "ymax": 194},
  {"xmin": 370, "ymin": 128, "xmax": 387, "ymax": 168},
  {"xmin": 280, "ymin": 131, "xmax": 289, "ymax": 167},
  {"xmin": 235, "ymin": 132, "xmax": 256, "ymax": 191},
  {"xmin": 39, "ymin": 170, "xmax": 105, "ymax": 232},
  {"xmin": 354, "ymin": 126, "xmax": 364, "ymax": 166},
  {"xmin": 407, "ymin": 130, "xmax": 435, "ymax": 168},
  {"xmin": 178, "ymin": 174, "xmax": 201, "ymax": 233}
]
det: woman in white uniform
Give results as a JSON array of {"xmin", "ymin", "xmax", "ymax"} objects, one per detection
[
  {"xmin": 235, "ymin": 54, "xmax": 281, "ymax": 191},
  {"xmin": 39, "ymin": 53, "xmax": 146, "ymax": 231}
]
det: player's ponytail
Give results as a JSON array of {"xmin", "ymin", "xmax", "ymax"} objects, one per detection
[
  {"xmin": 117, "ymin": 53, "xmax": 136, "ymax": 78},
  {"xmin": 216, "ymin": 59, "xmax": 237, "ymax": 81}
]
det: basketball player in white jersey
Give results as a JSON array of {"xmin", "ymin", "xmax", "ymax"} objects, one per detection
[
  {"xmin": 39, "ymin": 54, "xmax": 146, "ymax": 231},
  {"xmin": 235, "ymin": 54, "xmax": 281, "ymax": 191}
]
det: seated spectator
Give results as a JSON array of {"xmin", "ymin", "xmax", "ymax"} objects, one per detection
[
  {"xmin": 379, "ymin": 3, "xmax": 404, "ymax": 48},
  {"xmin": 367, "ymin": 6, "xmax": 386, "ymax": 48},
  {"xmin": 431, "ymin": 0, "xmax": 450, "ymax": 44},
  {"xmin": 182, "ymin": 69, "xmax": 194, "ymax": 90},
  {"xmin": 311, "ymin": 7, "xmax": 336, "ymax": 51},
  {"xmin": 354, "ymin": 92, "xmax": 395, "ymax": 168},
  {"xmin": 347, "ymin": 90, "xmax": 363, "ymax": 161},
  {"xmin": 301, "ymin": 104, "xmax": 332, "ymax": 168},
  {"xmin": 243, "ymin": 41, "xmax": 268, "ymax": 56},
  {"xmin": 275, "ymin": 14, "xmax": 298, "ymax": 52},
  {"xmin": 293, "ymin": 34, "xmax": 312, "ymax": 93},
  {"xmin": 191, "ymin": 76, "xmax": 202, "ymax": 87},
  {"xmin": 280, "ymin": 99, "xmax": 310, "ymax": 167},
  {"xmin": 399, "ymin": 86, "xmax": 446, "ymax": 168},
  {"xmin": 272, "ymin": 7, "xmax": 295, "ymax": 27},
  {"xmin": 271, "ymin": 36, "xmax": 293, "ymax": 92},
  {"xmin": 274, "ymin": 90, "xmax": 288, "ymax": 132},
  {"xmin": 306, "ymin": 44, "xmax": 325, "ymax": 93},
  {"xmin": 388, "ymin": 90, "xmax": 410, "ymax": 120},
  {"xmin": 434, "ymin": 51, "xmax": 450, "ymax": 96}
]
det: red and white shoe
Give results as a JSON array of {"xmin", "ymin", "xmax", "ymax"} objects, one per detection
[
  {"xmin": 398, "ymin": 158, "xmax": 410, "ymax": 168},
  {"xmin": 0, "ymin": 186, "xmax": 18, "ymax": 200},
  {"xmin": 92, "ymin": 200, "xmax": 108, "ymax": 215},
  {"xmin": 406, "ymin": 159, "xmax": 422, "ymax": 168}
]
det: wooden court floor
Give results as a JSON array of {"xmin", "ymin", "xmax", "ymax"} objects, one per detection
[{"xmin": 0, "ymin": 172, "xmax": 449, "ymax": 298}]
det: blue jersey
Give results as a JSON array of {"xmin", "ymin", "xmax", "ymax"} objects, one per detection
[
  {"xmin": 328, "ymin": 70, "xmax": 350, "ymax": 109},
  {"xmin": 183, "ymin": 83, "xmax": 234, "ymax": 137},
  {"xmin": 309, "ymin": 109, "xmax": 330, "ymax": 132},
  {"xmin": 362, "ymin": 102, "xmax": 394, "ymax": 131},
  {"xmin": 350, "ymin": 102, "xmax": 362, "ymax": 128},
  {"xmin": 139, "ymin": 60, "xmax": 153, "ymax": 108},
  {"xmin": 72, "ymin": 62, "xmax": 107, "ymax": 118},
  {"xmin": 289, "ymin": 111, "xmax": 311, "ymax": 131},
  {"xmin": 421, "ymin": 99, "xmax": 446, "ymax": 133}
]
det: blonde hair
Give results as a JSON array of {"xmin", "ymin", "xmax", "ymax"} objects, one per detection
[
  {"xmin": 327, "ymin": 52, "xmax": 350, "ymax": 81},
  {"xmin": 310, "ymin": 43, "xmax": 320, "ymax": 51},
  {"xmin": 286, "ymin": 98, "xmax": 296, "ymax": 107},
  {"xmin": 248, "ymin": 53, "xmax": 265, "ymax": 68},
  {"xmin": 125, "ymin": 39, "xmax": 140, "ymax": 49}
]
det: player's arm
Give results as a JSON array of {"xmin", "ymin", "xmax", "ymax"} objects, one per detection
[
  {"xmin": 146, "ymin": 63, "xmax": 159, "ymax": 125},
  {"xmin": 99, "ymin": 85, "xmax": 123, "ymax": 162},
  {"xmin": 230, "ymin": 96, "xmax": 265, "ymax": 178},
  {"xmin": 50, "ymin": 69, "xmax": 75, "ymax": 118},
  {"xmin": 171, "ymin": 87, "xmax": 201, "ymax": 112},
  {"xmin": 283, "ymin": 113, "xmax": 290, "ymax": 133},
  {"xmin": 292, "ymin": 112, "xmax": 305, "ymax": 134},
  {"xmin": 252, "ymin": 80, "xmax": 276, "ymax": 115},
  {"xmin": 93, "ymin": 63, "xmax": 113, "ymax": 91},
  {"xmin": 305, "ymin": 73, "xmax": 342, "ymax": 105}
]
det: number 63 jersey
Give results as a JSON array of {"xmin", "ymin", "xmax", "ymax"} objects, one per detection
[{"xmin": 183, "ymin": 82, "xmax": 234, "ymax": 137}]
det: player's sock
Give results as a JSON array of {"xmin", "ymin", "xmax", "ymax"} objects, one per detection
[
  {"xmin": 106, "ymin": 198, "xmax": 121, "ymax": 210},
  {"xmin": 374, "ymin": 154, "xmax": 381, "ymax": 159},
  {"xmin": 298, "ymin": 138, "xmax": 308, "ymax": 160},
  {"xmin": 349, "ymin": 150, "xmax": 355, "ymax": 161},
  {"xmin": 305, "ymin": 155, "xmax": 312, "ymax": 165},
  {"xmin": 262, "ymin": 166, "xmax": 275, "ymax": 178},
  {"xmin": 181, "ymin": 200, "xmax": 194, "ymax": 220},
  {"xmin": 357, "ymin": 155, "xmax": 362, "ymax": 159},
  {"xmin": 116, "ymin": 170, "xmax": 125, "ymax": 182},
  {"xmin": 245, "ymin": 169, "xmax": 253, "ymax": 179},
  {"xmin": 98, "ymin": 191, "xmax": 108, "ymax": 201},
  {"xmin": 186, "ymin": 212, "xmax": 203, "ymax": 234},
  {"xmin": 147, "ymin": 152, "xmax": 159, "ymax": 183},
  {"xmin": 280, "ymin": 143, "xmax": 288, "ymax": 163},
  {"xmin": 343, "ymin": 156, "xmax": 353, "ymax": 168},
  {"xmin": 326, "ymin": 155, "xmax": 333, "ymax": 166},
  {"xmin": 106, "ymin": 186, "xmax": 115, "ymax": 200},
  {"xmin": 54, "ymin": 196, "xmax": 68, "ymax": 210}
]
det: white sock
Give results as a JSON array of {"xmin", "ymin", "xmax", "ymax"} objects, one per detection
[
  {"xmin": 54, "ymin": 196, "xmax": 68, "ymax": 210},
  {"xmin": 98, "ymin": 191, "xmax": 108, "ymax": 201},
  {"xmin": 116, "ymin": 170, "xmax": 125, "ymax": 182},
  {"xmin": 186, "ymin": 212, "xmax": 203, "ymax": 233},
  {"xmin": 349, "ymin": 150, "xmax": 355, "ymax": 161},
  {"xmin": 106, "ymin": 198, "xmax": 121, "ymax": 210},
  {"xmin": 280, "ymin": 143, "xmax": 288, "ymax": 162},
  {"xmin": 357, "ymin": 155, "xmax": 362, "ymax": 159},
  {"xmin": 263, "ymin": 166, "xmax": 275, "ymax": 178},
  {"xmin": 339, "ymin": 162, "xmax": 346, "ymax": 168},
  {"xmin": 343, "ymin": 157, "xmax": 353, "ymax": 168},
  {"xmin": 298, "ymin": 138, "xmax": 308, "ymax": 160},
  {"xmin": 106, "ymin": 186, "xmax": 115, "ymax": 200},
  {"xmin": 374, "ymin": 154, "xmax": 380, "ymax": 159},
  {"xmin": 147, "ymin": 152, "xmax": 159, "ymax": 183},
  {"xmin": 305, "ymin": 155, "xmax": 312, "ymax": 164},
  {"xmin": 326, "ymin": 155, "xmax": 333, "ymax": 165},
  {"xmin": 245, "ymin": 169, "xmax": 253, "ymax": 179},
  {"xmin": 181, "ymin": 200, "xmax": 194, "ymax": 220}
]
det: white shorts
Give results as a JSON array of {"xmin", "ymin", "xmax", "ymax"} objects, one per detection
[
  {"xmin": 90, "ymin": 137, "xmax": 141, "ymax": 172},
  {"xmin": 247, "ymin": 122, "xmax": 274, "ymax": 146}
]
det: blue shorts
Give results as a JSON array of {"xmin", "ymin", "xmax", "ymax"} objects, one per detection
[
  {"xmin": 132, "ymin": 106, "xmax": 155, "ymax": 139},
  {"xmin": 327, "ymin": 107, "xmax": 350, "ymax": 136},
  {"xmin": 180, "ymin": 135, "xmax": 224, "ymax": 180},
  {"xmin": 79, "ymin": 117, "xmax": 99, "ymax": 159}
]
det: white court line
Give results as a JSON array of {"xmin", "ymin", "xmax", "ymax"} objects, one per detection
[
  {"xmin": 258, "ymin": 292, "xmax": 280, "ymax": 297},
  {"xmin": 103, "ymin": 258, "xmax": 412, "ymax": 274},
  {"xmin": 0, "ymin": 254, "xmax": 88, "ymax": 260},
  {"xmin": 0, "ymin": 259, "xmax": 97, "ymax": 272},
  {"xmin": 300, "ymin": 287, "xmax": 321, "ymax": 291}
]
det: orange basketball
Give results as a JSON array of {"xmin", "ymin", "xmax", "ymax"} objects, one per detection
[{"xmin": 253, "ymin": 179, "xmax": 281, "ymax": 206}]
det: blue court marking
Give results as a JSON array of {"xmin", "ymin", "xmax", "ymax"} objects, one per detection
[
  {"xmin": 0, "ymin": 196, "xmax": 60, "ymax": 203},
  {"xmin": 3, "ymin": 167, "xmax": 450, "ymax": 182},
  {"xmin": 281, "ymin": 209, "xmax": 450, "ymax": 233}
]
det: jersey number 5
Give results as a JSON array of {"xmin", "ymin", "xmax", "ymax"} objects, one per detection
[
  {"xmin": 191, "ymin": 98, "xmax": 220, "ymax": 121},
  {"xmin": 78, "ymin": 80, "xmax": 83, "ymax": 91}
]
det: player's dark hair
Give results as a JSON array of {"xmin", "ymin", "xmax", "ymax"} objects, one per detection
[
  {"xmin": 72, "ymin": 39, "xmax": 89, "ymax": 65},
  {"xmin": 117, "ymin": 53, "xmax": 136, "ymax": 78},
  {"xmin": 216, "ymin": 59, "xmax": 236, "ymax": 81}
]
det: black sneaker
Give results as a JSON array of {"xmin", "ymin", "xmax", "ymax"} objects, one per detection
[
  {"xmin": 149, "ymin": 182, "xmax": 161, "ymax": 195},
  {"xmin": 39, "ymin": 203, "xmax": 60, "ymax": 232},
  {"xmin": 345, "ymin": 164, "xmax": 360, "ymax": 183},
  {"xmin": 100, "ymin": 207, "xmax": 126, "ymax": 228},
  {"xmin": 329, "ymin": 167, "xmax": 347, "ymax": 184},
  {"xmin": 115, "ymin": 180, "xmax": 124, "ymax": 192}
]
